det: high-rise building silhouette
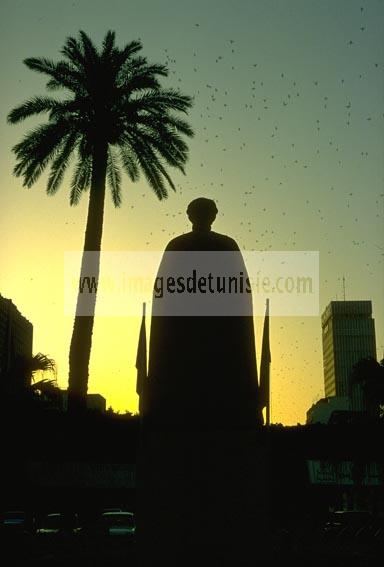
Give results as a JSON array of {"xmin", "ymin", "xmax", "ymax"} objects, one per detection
[
  {"xmin": 0, "ymin": 294, "xmax": 33, "ymax": 382},
  {"xmin": 321, "ymin": 300, "xmax": 376, "ymax": 410}
]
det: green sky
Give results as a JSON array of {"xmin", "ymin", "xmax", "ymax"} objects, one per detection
[{"xmin": 0, "ymin": 0, "xmax": 383, "ymax": 424}]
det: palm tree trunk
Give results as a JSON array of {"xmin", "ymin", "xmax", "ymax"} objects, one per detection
[{"xmin": 68, "ymin": 142, "xmax": 108, "ymax": 414}]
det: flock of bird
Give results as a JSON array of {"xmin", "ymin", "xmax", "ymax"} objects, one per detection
[
  {"xmin": 57, "ymin": 5, "xmax": 384, "ymax": 422},
  {"xmin": 157, "ymin": 9, "xmax": 382, "ymax": 423}
]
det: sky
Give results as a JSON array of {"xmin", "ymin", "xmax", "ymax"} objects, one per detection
[{"xmin": 0, "ymin": 0, "xmax": 383, "ymax": 424}]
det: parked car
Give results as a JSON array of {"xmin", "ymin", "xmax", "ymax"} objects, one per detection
[
  {"xmin": 80, "ymin": 510, "xmax": 136, "ymax": 540},
  {"xmin": 101, "ymin": 511, "xmax": 136, "ymax": 538},
  {"xmin": 324, "ymin": 510, "xmax": 374, "ymax": 538},
  {"xmin": 1, "ymin": 510, "xmax": 35, "ymax": 535},
  {"xmin": 36, "ymin": 512, "xmax": 81, "ymax": 536}
]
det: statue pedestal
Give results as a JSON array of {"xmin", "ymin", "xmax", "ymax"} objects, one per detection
[{"xmin": 136, "ymin": 429, "xmax": 269, "ymax": 567}]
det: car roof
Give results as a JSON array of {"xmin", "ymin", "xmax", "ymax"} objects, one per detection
[
  {"xmin": 103, "ymin": 507, "xmax": 124, "ymax": 514},
  {"xmin": 102, "ymin": 511, "xmax": 134, "ymax": 516},
  {"xmin": 333, "ymin": 510, "xmax": 371, "ymax": 515}
]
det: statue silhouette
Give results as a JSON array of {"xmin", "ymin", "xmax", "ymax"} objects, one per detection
[{"xmin": 145, "ymin": 198, "xmax": 262, "ymax": 429}]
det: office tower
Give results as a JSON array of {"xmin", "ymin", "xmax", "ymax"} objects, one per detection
[
  {"xmin": 321, "ymin": 300, "xmax": 376, "ymax": 410},
  {"xmin": 0, "ymin": 294, "xmax": 33, "ymax": 383}
]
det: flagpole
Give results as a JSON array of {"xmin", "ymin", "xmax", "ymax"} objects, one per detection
[
  {"xmin": 259, "ymin": 298, "xmax": 271, "ymax": 426},
  {"xmin": 266, "ymin": 298, "xmax": 270, "ymax": 426},
  {"xmin": 136, "ymin": 302, "xmax": 147, "ymax": 415},
  {"xmin": 135, "ymin": 301, "xmax": 148, "ymax": 453},
  {"xmin": 266, "ymin": 367, "xmax": 270, "ymax": 426}
]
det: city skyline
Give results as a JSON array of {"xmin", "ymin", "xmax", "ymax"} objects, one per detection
[{"xmin": 0, "ymin": 0, "xmax": 383, "ymax": 424}]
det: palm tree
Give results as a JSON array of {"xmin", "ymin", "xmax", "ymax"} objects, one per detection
[
  {"xmin": 13, "ymin": 352, "xmax": 56, "ymax": 389},
  {"xmin": 7, "ymin": 352, "xmax": 58, "ymax": 405},
  {"xmin": 8, "ymin": 30, "xmax": 194, "ymax": 413},
  {"xmin": 18, "ymin": 353, "xmax": 62, "ymax": 413}
]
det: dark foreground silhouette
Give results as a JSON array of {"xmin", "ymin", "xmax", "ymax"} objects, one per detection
[
  {"xmin": 2, "ymin": 404, "xmax": 384, "ymax": 566},
  {"xmin": 137, "ymin": 199, "xmax": 264, "ymax": 565}
]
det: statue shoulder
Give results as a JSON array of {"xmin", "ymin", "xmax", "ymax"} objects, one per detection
[
  {"xmin": 210, "ymin": 231, "xmax": 241, "ymax": 251},
  {"xmin": 164, "ymin": 233, "xmax": 193, "ymax": 251},
  {"xmin": 163, "ymin": 231, "xmax": 241, "ymax": 252}
]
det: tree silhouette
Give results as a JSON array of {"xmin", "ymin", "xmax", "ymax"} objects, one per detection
[
  {"xmin": 5, "ymin": 352, "xmax": 58, "ymax": 408},
  {"xmin": 8, "ymin": 30, "xmax": 194, "ymax": 413},
  {"xmin": 352, "ymin": 357, "xmax": 384, "ymax": 418},
  {"xmin": 9, "ymin": 352, "xmax": 55, "ymax": 388}
]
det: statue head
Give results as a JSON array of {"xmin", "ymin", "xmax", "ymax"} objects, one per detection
[{"xmin": 187, "ymin": 198, "xmax": 218, "ymax": 231}]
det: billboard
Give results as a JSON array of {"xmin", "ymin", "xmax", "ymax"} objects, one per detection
[{"xmin": 307, "ymin": 460, "xmax": 382, "ymax": 486}]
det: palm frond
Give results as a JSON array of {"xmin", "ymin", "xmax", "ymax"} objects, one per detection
[
  {"xmin": 164, "ymin": 115, "xmax": 194, "ymax": 138},
  {"xmin": 140, "ymin": 88, "xmax": 193, "ymax": 114},
  {"xmin": 47, "ymin": 131, "xmax": 78, "ymax": 195},
  {"xmin": 79, "ymin": 30, "xmax": 99, "ymax": 63},
  {"xmin": 30, "ymin": 378, "xmax": 58, "ymax": 393},
  {"xmin": 119, "ymin": 145, "xmax": 140, "ymax": 182},
  {"xmin": 118, "ymin": 61, "xmax": 168, "ymax": 91},
  {"xmin": 102, "ymin": 30, "xmax": 116, "ymax": 59},
  {"xmin": 70, "ymin": 154, "xmax": 92, "ymax": 205},
  {"xmin": 47, "ymin": 97, "xmax": 86, "ymax": 120},
  {"xmin": 23, "ymin": 56, "xmax": 60, "ymax": 76},
  {"xmin": 13, "ymin": 121, "xmax": 70, "ymax": 187},
  {"xmin": 61, "ymin": 36, "xmax": 86, "ymax": 70},
  {"xmin": 45, "ymin": 63, "xmax": 84, "ymax": 92},
  {"xmin": 7, "ymin": 96, "xmax": 60, "ymax": 124},
  {"xmin": 77, "ymin": 135, "xmax": 93, "ymax": 161},
  {"xmin": 138, "ymin": 138, "xmax": 178, "ymax": 192},
  {"xmin": 113, "ymin": 40, "xmax": 143, "ymax": 73},
  {"xmin": 107, "ymin": 146, "xmax": 122, "ymax": 207},
  {"xmin": 30, "ymin": 353, "xmax": 56, "ymax": 375},
  {"xmin": 139, "ymin": 158, "xmax": 168, "ymax": 199},
  {"xmin": 24, "ymin": 57, "xmax": 81, "ymax": 92},
  {"xmin": 123, "ymin": 89, "xmax": 193, "ymax": 117},
  {"xmin": 132, "ymin": 118, "xmax": 190, "ymax": 170},
  {"xmin": 127, "ymin": 133, "xmax": 168, "ymax": 199},
  {"xmin": 118, "ymin": 72, "xmax": 162, "ymax": 93},
  {"xmin": 154, "ymin": 157, "xmax": 177, "ymax": 192}
]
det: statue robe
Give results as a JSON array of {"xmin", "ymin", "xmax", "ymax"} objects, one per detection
[{"xmin": 145, "ymin": 230, "xmax": 262, "ymax": 429}]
